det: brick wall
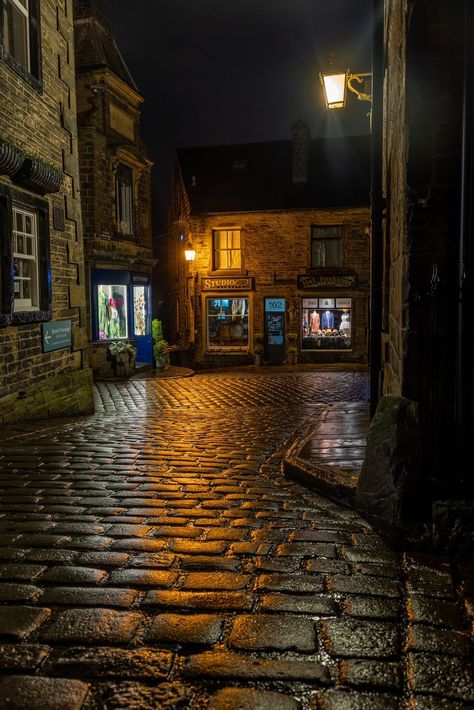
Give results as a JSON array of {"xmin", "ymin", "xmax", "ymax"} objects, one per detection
[{"xmin": 0, "ymin": 0, "xmax": 93, "ymax": 424}]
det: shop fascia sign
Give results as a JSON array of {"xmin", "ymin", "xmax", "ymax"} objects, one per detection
[
  {"xmin": 202, "ymin": 276, "xmax": 254, "ymax": 291},
  {"xmin": 297, "ymin": 273, "xmax": 357, "ymax": 289}
]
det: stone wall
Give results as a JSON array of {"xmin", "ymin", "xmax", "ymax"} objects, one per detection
[
  {"xmin": 0, "ymin": 0, "xmax": 93, "ymax": 424},
  {"xmin": 382, "ymin": 0, "xmax": 465, "ymax": 478}
]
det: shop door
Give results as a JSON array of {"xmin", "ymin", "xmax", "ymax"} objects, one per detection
[
  {"xmin": 264, "ymin": 297, "xmax": 286, "ymax": 364},
  {"xmin": 132, "ymin": 285, "xmax": 152, "ymax": 364}
]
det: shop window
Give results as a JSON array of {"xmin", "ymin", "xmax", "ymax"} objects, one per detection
[
  {"xmin": 133, "ymin": 285, "xmax": 146, "ymax": 336},
  {"xmin": 311, "ymin": 225, "xmax": 342, "ymax": 267},
  {"xmin": 301, "ymin": 297, "xmax": 352, "ymax": 350},
  {"xmin": 1, "ymin": 0, "xmax": 41, "ymax": 84},
  {"xmin": 116, "ymin": 164, "xmax": 134, "ymax": 236},
  {"xmin": 13, "ymin": 206, "xmax": 39, "ymax": 311},
  {"xmin": 207, "ymin": 297, "xmax": 248, "ymax": 348},
  {"xmin": 212, "ymin": 229, "xmax": 241, "ymax": 270},
  {"xmin": 97, "ymin": 284, "xmax": 128, "ymax": 340}
]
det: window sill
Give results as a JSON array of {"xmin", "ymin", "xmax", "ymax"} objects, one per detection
[
  {"xmin": 0, "ymin": 46, "xmax": 43, "ymax": 94},
  {"xmin": 207, "ymin": 269, "xmax": 248, "ymax": 277}
]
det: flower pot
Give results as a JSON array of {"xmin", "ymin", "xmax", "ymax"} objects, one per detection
[
  {"xmin": 0, "ymin": 140, "xmax": 25, "ymax": 177},
  {"xmin": 12, "ymin": 157, "xmax": 63, "ymax": 195},
  {"xmin": 155, "ymin": 356, "xmax": 167, "ymax": 371}
]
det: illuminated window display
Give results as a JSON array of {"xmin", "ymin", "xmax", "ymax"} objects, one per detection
[
  {"xmin": 301, "ymin": 297, "xmax": 352, "ymax": 350},
  {"xmin": 207, "ymin": 297, "xmax": 249, "ymax": 348},
  {"xmin": 133, "ymin": 286, "xmax": 146, "ymax": 336},
  {"xmin": 97, "ymin": 284, "xmax": 128, "ymax": 340}
]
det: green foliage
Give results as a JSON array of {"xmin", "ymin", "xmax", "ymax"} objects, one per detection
[{"xmin": 152, "ymin": 319, "xmax": 168, "ymax": 360}]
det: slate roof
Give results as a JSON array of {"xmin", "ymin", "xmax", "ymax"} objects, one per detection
[
  {"xmin": 176, "ymin": 134, "xmax": 371, "ymax": 214},
  {"xmin": 73, "ymin": 0, "xmax": 138, "ymax": 91}
]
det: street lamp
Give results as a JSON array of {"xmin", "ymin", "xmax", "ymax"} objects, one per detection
[
  {"xmin": 319, "ymin": 69, "xmax": 372, "ymax": 110},
  {"xmin": 184, "ymin": 241, "xmax": 196, "ymax": 262}
]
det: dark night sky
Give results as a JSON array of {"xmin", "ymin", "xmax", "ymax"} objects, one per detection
[{"xmin": 101, "ymin": 0, "xmax": 373, "ymax": 230}]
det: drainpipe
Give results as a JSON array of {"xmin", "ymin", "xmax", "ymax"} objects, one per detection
[
  {"xmin": 455, "ymin": 0, "xmax": 473, "ymax": 442},
  {"xmin": 369, "ymin": 0, "xmax": 385, "ymax": 418}
]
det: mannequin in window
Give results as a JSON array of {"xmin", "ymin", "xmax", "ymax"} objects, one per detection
[
  {"xmin": 322, "ymin": 309, "xmax": 334, "ymax": 330},
  {"xmin": 310, "ymin": 310, "xmax": 320, "ymax": 334}
]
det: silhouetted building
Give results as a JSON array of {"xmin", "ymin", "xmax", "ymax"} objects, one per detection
[
  {"xmin": 381, "ymin": 0, "xmax": 473, "ymax": 496},
  {"xmin": 169, "ymin": 125, "xmax": 371, "ymax": 369},
  {"xmin": 74, "ymin": 0, "xmax": 154, "ymax": 377},
  {"xmin": 0, "ymin": 0, "xmax": 93, "ymax": 424}
]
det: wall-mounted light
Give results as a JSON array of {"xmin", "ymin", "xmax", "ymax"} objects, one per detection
[
  {"xmin": 320, "ymin": 69, "xmax": 372, "ymax": 109},
  {"xmin": 184, "ymin": 241, "xmax": 196, "ymax": 261}
]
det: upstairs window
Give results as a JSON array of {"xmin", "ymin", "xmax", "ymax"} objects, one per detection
[
  {"xmin": 1, "ymin": 0, "xmax": 41, "ymax": 81},
  {"xmin": 213, "ymin": 228, "xmax": 241, "ymax": 270},
  {"xmin": 116, "ymin": 164, "xmax": 134, "ymax": 237},
  {"xmin": 13, "ymin": 205, "xmax": 39, "ymax": 311},
  {"xmin": 311, "ymin": 225, "xmax": 342, "ymax": 267}
]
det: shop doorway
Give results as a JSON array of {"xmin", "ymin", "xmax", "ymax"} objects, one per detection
[
  {"xmin": 132, "ymin": 284, "xmax": 152, "ymax": 364},
  {"xmin": 264, "ymin": 297, "xmax": 286, "ymax": 364}
]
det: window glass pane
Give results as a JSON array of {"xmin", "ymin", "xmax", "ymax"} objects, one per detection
[
  {"xmin": 207, "ymin": 297, "xmax": 249, "ymax": 348},
  {"xmin": 13, "ymin": 208, "xmax": 38, "ymax": 311},
  {"xmin": 133, "ymin": 286, "xmax": 146, "ymax": 336},
  {"xmin": 213, "ymin": 229, "xmax": 241, "ymax": 270},
  {"xmin": 97, "ymin": 284, "xmax": 129, "ymax": 340},
  {"xmin": 116, "ymin": 165, "xmax": 134, "ymax": 236},
  {"xmin": 301, "ymin": 298, "xmax": 351, "ymax": 350},
  {"xmin": 4, "ymin": 0, "xmax": 29, "ymax": 70}
]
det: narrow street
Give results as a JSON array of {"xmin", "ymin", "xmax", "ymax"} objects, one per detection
[{"xmin": 0, "ymin": 370, "xmax": 472, "ymax": 709}]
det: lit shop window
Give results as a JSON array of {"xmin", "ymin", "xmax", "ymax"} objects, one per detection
[
  {"xmin": 301, "ymin": 297, "xmax": 352, "ymax": 350},
  {"xmin": 133, "ymin": 286, "xmax": 146, "ymax": 336},
  {"xmin": 97, "ymin": 284, "xmax": 128, "ymax": 340},
  {"xmin": 13, "ymin": 206, "xmax": 39, "ymax": 311},
  {"xmin": 207, "ymin": 297, "xmax": 249, "ymax": 348}
]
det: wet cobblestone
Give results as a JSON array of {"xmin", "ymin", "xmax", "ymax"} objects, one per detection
[{"xmin": 0, "ymin": 370, "xmax": 472, "ymax": 708}]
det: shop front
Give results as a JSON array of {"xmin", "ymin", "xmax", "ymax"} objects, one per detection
[
  {"xmin": 200, "ymin": 276, "xmax": 253, "ymax": 365},
  {"xmin": 296, "ymin": 273, "xmax": 367, "ymax": 362},
  {"xmin": 91, "ymin": 269, "xmax": 153, "ymax": 366}
]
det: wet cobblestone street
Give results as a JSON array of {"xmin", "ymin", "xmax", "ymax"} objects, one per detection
[{"xmin": 0, "ymin": 370, "xmax": 472, "ymax": 709}]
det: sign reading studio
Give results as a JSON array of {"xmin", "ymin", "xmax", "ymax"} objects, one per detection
[{"xmin": 202, "ymin": 277, "xmax": 254, "ymax": 291}]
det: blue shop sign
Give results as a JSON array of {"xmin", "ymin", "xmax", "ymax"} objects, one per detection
[
  {"xmin": 42, "ymin": 320, "xmax": 72, "ymax": 353},
  {"xmin": 265, "ymin": 298, "xmax": 286, "ymax": 313}
]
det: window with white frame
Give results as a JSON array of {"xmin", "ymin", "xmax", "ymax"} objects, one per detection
[
  {"xmin": 311, "ymin": 225, "xmax": 342, "ymax": 267},
  {"xmin": 2, "ymin": 0, "xmax": 30, "ymax": 72},
  {"xmin": 116, "ymin": 164, "xmax": 134, "ymax": 236},
  {"xmin": 213, "ymin": 229, "xmax": 241, "ymax": 270},
  {"xmin": 13, "ymin": 206, "xmax": 39, "ymax": 311}
]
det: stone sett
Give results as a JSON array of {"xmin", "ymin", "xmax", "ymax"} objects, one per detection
[
  {"xmin": 41, "ymin": 608, "xmax": 143, "ymax": 645},
  {"xmin": 0, "ymin": 606, "xmax": 51, "ymax": 640},
  {"xmin": 229, "ymin": 614, "xmax": 316, "ymax": 652},
  {"xmin": 147, "ymin": 613, "xmax": 224, "ymax": 645}
]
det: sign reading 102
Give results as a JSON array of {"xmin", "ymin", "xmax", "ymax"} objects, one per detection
[{"xmin": 265, "ymin": 298, "xmax": 286, "ymax": 313}]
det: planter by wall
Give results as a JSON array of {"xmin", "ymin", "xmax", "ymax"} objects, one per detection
[
  {"xmin": 12, "ymin": 157, "xmax": 63, "ymax": 195},
  {"xmin": 0, "ymin": 140, "xmax": 25, "ymax": 177}
]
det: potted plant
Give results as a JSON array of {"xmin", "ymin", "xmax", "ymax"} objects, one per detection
[
  {"xmin": 108, "ymin": 340, "xmax": 136, "ymax": 379},
  {"xmin": 152, "ymin": 319, "xmax": 168, "ymax": 370},
  {"xmin": 0, "ymin": 138, "xmax": 25, "ymax": 177}
]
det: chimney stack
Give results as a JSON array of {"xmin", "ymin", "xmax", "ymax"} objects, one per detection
[{"xmin": 291, "ymin": 119, "xmax": 310, "ymax": 184}]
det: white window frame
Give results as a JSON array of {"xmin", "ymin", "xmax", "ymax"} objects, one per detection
[
  {"xmin": 13, "ymin": 205, "xmax": 39, "ymax": 312},
  {"xmin": 3, "ymin": 0, "xmax": 31, "ymax": 71},
  {"xmin": 212, "ymin": 228, "xmax": 241, "ymax": 270}
]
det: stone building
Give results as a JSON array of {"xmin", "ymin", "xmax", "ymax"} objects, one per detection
[
  {"xmin": 169, "ymin": 124, "xmax": 371, "ymax": 369},
  {"xmin": 73, "ymin": 0, "xmax": 154, "ymax": 377},
  {"xmin": 379, "ymin": 0, "xmax": 472, "ymax": 495},
  {"xmin": 0, "ymin": 0, "xmax": 93, "ymax": 424}
]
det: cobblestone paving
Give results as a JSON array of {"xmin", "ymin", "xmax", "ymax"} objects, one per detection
[{"xmin": 0, "ymin": 371, "xmax": 473, "ymax": 709}]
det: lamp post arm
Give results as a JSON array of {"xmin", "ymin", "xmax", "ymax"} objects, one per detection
[{"xmin": 347, "ymin": 73, "xmax": 372, "ymax": 103}]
